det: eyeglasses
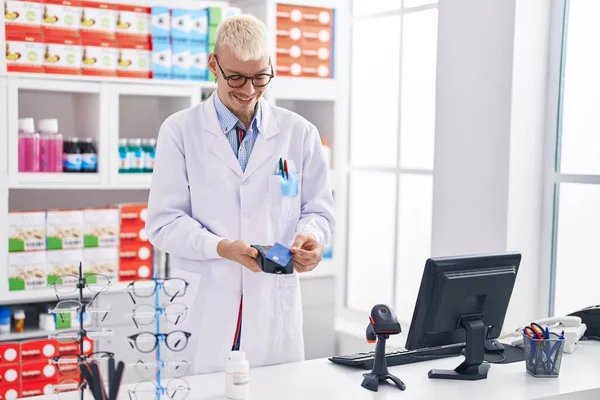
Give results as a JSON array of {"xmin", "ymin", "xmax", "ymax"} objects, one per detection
[
  {"xmin": 126, "ymin": 278, "xmax": 188, "ymax": 304},
  {"xmin": 50, "ymin": 328, "xmax": 113, "ymax": 343},
  {"xmin": 53, "ymin": 274, "xmax": 111, "ymax": 303},
  {"xmin": 52, "ymin": 352, "xmax": 114, "ymax": 375},
  {"xmin": 127, "ymin": 331, "xmax": 191, "ymax": 354},
  {"xmin": 128, "ymin": 379, "xmax": 190, "ymax": 400},
  {"xmin": 130, "ymin": 358, "xmax": 190, "ymax": 380},
  {"xmin": 130, "ymin": 303, "xmax": 188, "ymax": 329},
  {"xmin": 50, "ymin": 299, "xmax": 111, "ymax": 324},
  {"xmin": 214, "ymin": 55, "xmax": 274, "ymax": 88}
]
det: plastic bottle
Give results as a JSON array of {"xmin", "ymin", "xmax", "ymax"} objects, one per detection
[
  {"xmin": 128, "ymin": 138, "xmax": 144, "ymax": 173},
  {"xmin": 0, "ymin": 306, "xmax": 11, "ymax": 334},
  {"xmin": 225, "ymin": 350, "xmax": 250, "ymax": 399},
  {"xmin": 321, "ymin": 137, "xmax": 332, "ymax": 171},
  {"xmin": 18, "ymin": 118, "xmax": 40, "ymax": 172},
  {"xmin": 38, "ymin": 119, "xmax": 63, "ymax": 172},
  {"xmin": 80, "ymin": 138, "xmax": 97, "ymax": 173},
  {"xmin": 142, "ymin": 138, "xmax": 156, "ymax": 173},
  {"xmin": 118, "ymin": 138, "xmax": 130, "ymax": 173},
  {"xmin": 63, "ymin": 138, "xmax": 83, "ymax": 173},
  {"xmin": 13, "ymin": 310, "xmax": 25, "ymax": 333}
]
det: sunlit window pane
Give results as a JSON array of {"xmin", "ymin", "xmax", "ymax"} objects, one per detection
[
  {"xmin": 352, "ymin": 0, "xmax": 401, "ymax": 16},
  {"xmin": 394, "ymin": 174, "xmax": 433, "ymax": 323},
  {"xmin": 404, "ymin": 0, "xmax": 438, "ymax": 8},
  {"xmin": 350, "ymin": 16, "xmax": 400, "ymax": 168},
  {"xmin": 559, "ymin": 0, "xmax": 600, "ymax": 175},
  {"xmin": 347, "ymin": 172, "xmax": 397, "ymax": 312},
  {"xmin": 554, "ymin": 183, "xmax": 600, "ymax": 316},
  {"xmin": 400, "ymin": 9, "xmax": 438, "ymax": 170}
]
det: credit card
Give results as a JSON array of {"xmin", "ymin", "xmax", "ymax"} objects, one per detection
[{"xmin": 266, "ymin": 242, "xmax": 293, "ymax": 267}]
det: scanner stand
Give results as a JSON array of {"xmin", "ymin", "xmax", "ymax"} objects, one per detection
[
  {"xmin": 428, "ymin": 319, "xmax": 490, "ymax": 381},
  {"xmin": 361, "ymin": 334, "xmax": 406, "ymax": 392}
]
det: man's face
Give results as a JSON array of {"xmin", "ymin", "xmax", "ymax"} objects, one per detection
[{"xmin": 208, "ymin": 45, "xmax": 272, "ymax": 116}]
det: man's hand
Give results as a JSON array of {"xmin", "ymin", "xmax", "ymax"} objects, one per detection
[
  {"xmin": 217, "ymin": 240, "xmax": 261, "ymax": 272},
  {"xmin": 290, "ymin": 234, "xmax": 323, "ymax": 273}
]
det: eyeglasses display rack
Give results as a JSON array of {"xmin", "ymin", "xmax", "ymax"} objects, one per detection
[
  {"xmin": 47, "ymin": 262, "xmax": 117, "ymax": 399},
  {"xmin": 125, "ymin": 265, "xmax": 192, "ymax": 400}
]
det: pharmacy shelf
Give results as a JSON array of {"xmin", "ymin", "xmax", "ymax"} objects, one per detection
[
  {"xmin": 0, "ymin": 282, "xmax": 131, "ymax": 306},
  {"xmin": 0, "ymin": 328, "xmax": 51, "ymax": 342},
  {"xmin": 8, "ymin": 173, "xmax": 102, "ymax": 189}
]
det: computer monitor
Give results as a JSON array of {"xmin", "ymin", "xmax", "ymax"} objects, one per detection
[{"xmin": 405, "ymin": 252, "xmax": 521, "ymax": 381}]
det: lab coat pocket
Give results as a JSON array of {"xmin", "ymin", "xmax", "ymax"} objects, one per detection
[
  {"xmin": 279, "ymin": 274, "xmax": 303, "ymax": 335},
  {"xmin": 269, "ymin": 175, "xmax": 301, "ymax": 220}
]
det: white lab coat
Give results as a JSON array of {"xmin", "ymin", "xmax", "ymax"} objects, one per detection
[{"xmin": 145, "ymin": 92, "xmax": 335, "ymax": 375}]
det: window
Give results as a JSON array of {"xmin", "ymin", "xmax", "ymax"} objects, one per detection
[
  {"xmin": 347, "ymin": 1, "xmax": 438, "ymax": 323},
  {"xmin": 547, "ymin": 0, "xmax": 600, "ymax": 316}
]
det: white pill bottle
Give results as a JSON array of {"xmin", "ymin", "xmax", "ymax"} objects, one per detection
[{"xmin": 225, "ymin": 350, "xmax": 250, "ymax": 399}]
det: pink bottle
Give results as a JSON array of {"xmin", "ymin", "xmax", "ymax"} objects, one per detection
[
  {"xmin": 38, "ymin": 119, "xmax": 63, "ymax": 173},
  {"xmin": 18, "ymin": 118, "xmax": 40, "ymax": 172}
]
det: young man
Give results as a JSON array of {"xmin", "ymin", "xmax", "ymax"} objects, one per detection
[{"xmin": 145, "ymin": 15, "xmax": 335, "ymax": 374}]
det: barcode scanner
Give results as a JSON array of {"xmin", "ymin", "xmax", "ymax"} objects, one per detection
[{"xmin": 361, "ymin": 304, "xmax": 406, "ymax": 392}]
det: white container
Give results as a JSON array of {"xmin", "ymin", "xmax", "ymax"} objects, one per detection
[{"xmin": 225, "ymin": 350, "xmax": 250, "ymax": 399}]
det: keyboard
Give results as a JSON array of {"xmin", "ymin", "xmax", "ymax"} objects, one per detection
[{"xmin": 328, "ymin": 345, "xmax": 464, "ymax": 370}]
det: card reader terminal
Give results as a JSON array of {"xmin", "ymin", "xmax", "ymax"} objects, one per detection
[{"xmin": 251, "ymin": 243, "xmax": 294, "ymax": 274}]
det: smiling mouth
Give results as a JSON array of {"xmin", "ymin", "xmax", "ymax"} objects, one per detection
[{"xmin": 233, "ymin": 94, "xmax": 254, "ymax": 103}]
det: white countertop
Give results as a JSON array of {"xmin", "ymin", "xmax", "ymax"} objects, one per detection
[{"xmin": 29, "ymin": 341, "xmax": 600, "ymax": 400}]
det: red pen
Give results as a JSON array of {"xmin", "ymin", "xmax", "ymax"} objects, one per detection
[{"xmin": 283, "ymin": 160, "xmax": 289, "ymax": 179}]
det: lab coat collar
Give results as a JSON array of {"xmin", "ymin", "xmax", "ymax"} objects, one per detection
[{"xmin": 204, "ymin": 92, "xmax": 280, "ymax": 179}]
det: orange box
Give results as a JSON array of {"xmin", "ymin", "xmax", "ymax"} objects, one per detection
[
  {"xmin": 20, "ymin": 340, "xmax": 58, "ymax": 364},
  {"xmin": 80, "ymin": 1, "xmax": 117, "ymax": 41},
  {"xmin": 20, "ymin": 381, "xmax": 56, "ymax": 398},
  {"xmin": 0, "ymin": 365, "xmax": 20, "ymax": 386},
  {"xmin": 0, "ymin": 383, "xmax": 20, "ymax": 399},
  {"xmin": 120, "ymin": 224, "xmax": 149, "ymax": 246},
  {"xmin": 42, "ymin": 0, "xmax": 82, "ymax": 41},
  {"xmin": 21, "ymin": 361, "xmax": 58, "ymax": 384},
  {"xmin": 82, "ymin": 37, "xmax": 118, "ymax": 76},
  {"xmin": 0, "ymin": 344, "xmax": 20, "ymax": 366},
  {"xmin": 4, "ymin": 0, "xmax": 43, "ymax": 33},
  {"xmin": 56, "ymin": 337, "xmax": 93, "ymax": 356},
  {"xmin": 276, "ymin": 4, "xmax": 333, "ymax": 28},
  {"xmin": 5, "ymin": 31, "xmax": 45, "ymax": 73},
  {"xmin": 120, "ymin": 242, "xmax": 152, "ymax": 264},
  {"xmin": 116, "ymin": 4, "xmax": 151, "ymax": 44},
  {"xmin": 119, "ymin": 204, "xmax": 148, "ymax": 227},
  {"xmin": 276, "ymin": 55, "xmax": 331, "ymax": 78},
  {"xmin": 43, "ymin": 35, "xmax": 83, "ymax": 75},
  {"xmin": 119, "ymin": 260, "xmax": 152, "ymax": 281}
]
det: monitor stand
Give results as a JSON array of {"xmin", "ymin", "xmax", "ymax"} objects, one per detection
[{"xmin": 428, "ymin": 319, "xmax": 490, "ymax": 381}]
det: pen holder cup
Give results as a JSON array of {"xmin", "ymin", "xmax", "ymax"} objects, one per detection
[{"xmin": 522, "ymin": 333, "xmax": 565, "ymax": 378}]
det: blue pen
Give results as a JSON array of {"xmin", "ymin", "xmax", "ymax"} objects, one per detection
[{"xmin": 545, "ymin": 327, "xmax": 550, "ymax": 339}]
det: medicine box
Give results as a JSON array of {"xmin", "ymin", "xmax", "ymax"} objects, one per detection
[
  {"xmin": 42, "ymin": 0, "xmax": 82, "ymax": 41},
  {"xmin": 82, "ymin": 37, "xmax": 118, "ymax": 76},
  {"xmin": 4, "ymin": 0, "xmax": 43, "ymax": 32},
  {"xmin": 46, "ymin": 249, "xmax": 83, "ymax": 286},
  {"xmin": 190, "ymin": 45, "xmax": 208, "ymax": 81},
  {"xmin": 46, "ymin": 210, "xmax": 84, "ymax": 250},
  {"xmin": 0, "ymin": 343, "xmax": 21, "ymax": 365},
  {"xmin": 207, "ymin": 7, "xmax": 221, "ymax": 27},
  {"xmin": 152, "ymin": 39, "xmax": 172, "ymax": 80},
  {"xmin": 171, "ymin": 8, "xmax": 191, "ymax": 44},
  {"xmin": 116, "ymin": 41, "xmax": 152, "ymax": 79},
  {"xmin": 5, "ymin": 31, "xmax": 45, "ymax": 73},
  {"xmin": 21, "ymin": 382, "xmax": 57, "ymax": 398},
  {"xmin": 0, "ymin": 364, "xmax": 20, "ymax": 385},
  {"xmin": 80, "ymin": 1, "xmax": 118, "ymax": 41},
  {"xmin": 8, "ymin": 211, "xmax": 46, "ymax": 252},
  {"xmin": 8, "ymin": 251, "xmax": 47, "ymax": 291},
  {"xmin": 151, "ymin": 6, "xmax": 171, "ymax": 42},
  {"xmin": 189, "ymin": 9, "xmax": 207, "ymax": 45},
  {"xmin": 120, "ymin": 224, "xmax": 149, "ymax": 247},
  {"xmin": 0, "ymin": 384, "xmax": 20, "ymax": 400},
  {"xmin": 56, "ymin": 337, "xmax": 93, "ymax": 356},
  {"xmin": 116, "ymin": 4, "xmax": 151, "ymax": 43},
  {"xmin": 171, "ymin": 42, "xmax": 190, "ymax": 80},
  {"xmin": 119, "ymin": 203, "xmax": 148, "ymax": 227},
  {"xmin": 83, "ymin": 208, "xmax": 119, "ymax": 248},
  {"xmin": 21, "ymin": 339, "xmax": 58, "ymax": 362},
  {"xmin": 83, "ymin": 247, "xmax": 118, "ymax": 280},
  {"xmin": 43, "ymin": 35, "xmax": 83, "ymax": 75},
  {"xmin": 119, "ymin": 260, "xmax": 153, "ymax": 281}
]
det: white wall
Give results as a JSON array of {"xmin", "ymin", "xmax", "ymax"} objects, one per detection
[{"xmin": 431, "ymin": 0, "xmax": 551, "ymax": 330}]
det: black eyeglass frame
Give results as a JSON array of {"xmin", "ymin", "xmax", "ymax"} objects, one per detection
[
  {"xmin": 214, "ymin": 55, "xmax": 274, "ymax": 88},
  {"xmin": 127, "ymin": 331, "xmax": 192, "ymax": 354}
]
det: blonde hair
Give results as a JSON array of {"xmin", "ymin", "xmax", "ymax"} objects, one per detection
[{"xmin": 215, "ymin": 14, "xmax": 269, "ymax": 61}]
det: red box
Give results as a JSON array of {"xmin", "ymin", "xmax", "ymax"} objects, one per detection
[
  {"xmin": 4, "ymin": 0, "xmax": 43, "ymax": 34},
  {"xmin": 115, "ymin": 4, "xmax": 150, "ymax": 44},
  {"xmin": 5, "ymin": 31, "xmax": 45, "ymax": 74},
  {"xmin": 120, "ymin": 242, "xmax": 152, "ymax": 264},
  {"xmin": 56, "ymin": 337, "xmax": 93, "ymax": 356},
  {"xmin": 21, "ymin": 360, "xmax": 58, "ymax": 384},
  {"xmin": 80, "ymin": 1, "xmax": 118, "ymax": 41},
  {"xmin": 119, "ymin": 260, "xmax": 153, "ymax": 281},
  {"xmin": 20, "ymin": 340, "xmax": 58, "ymax": 363},
  {"xmin": 0, "ymin": 383, "xmax": 21, "ymax": 400},
  {"xmin": 0, "ymin": 344, "xmax": 20, "ymax": 365},
  {"xmin": 119, "ymin": 204, "xmax": 148, "ymax": 227},
  {"xmin": 116, "ymin": 40, "xmax": 152, "ymax": 79},
  {"xmin": 42, "ymin": 0, "xmax": 82, "ymax": 41},
  {"xmin": 276, "ymin": 4, "xmax": 333, "ymax": 28},
  {"xmin": 21, "ymin": 381, "xmax": 56, "ymax": 398},
  {"xmin": 120, "ymin": 224, "xmax": 149, "ymax": 246},
  {"xmin": 43, "ymin": 35, "xmax": 83, "ymax": 75},
  {"xmin": 82, "ymin": 37, "xmax": 118, "ymax": 77},
  {"xmin": 0, "ymin": 365, "xmax": 20, "ymax": 386}
]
